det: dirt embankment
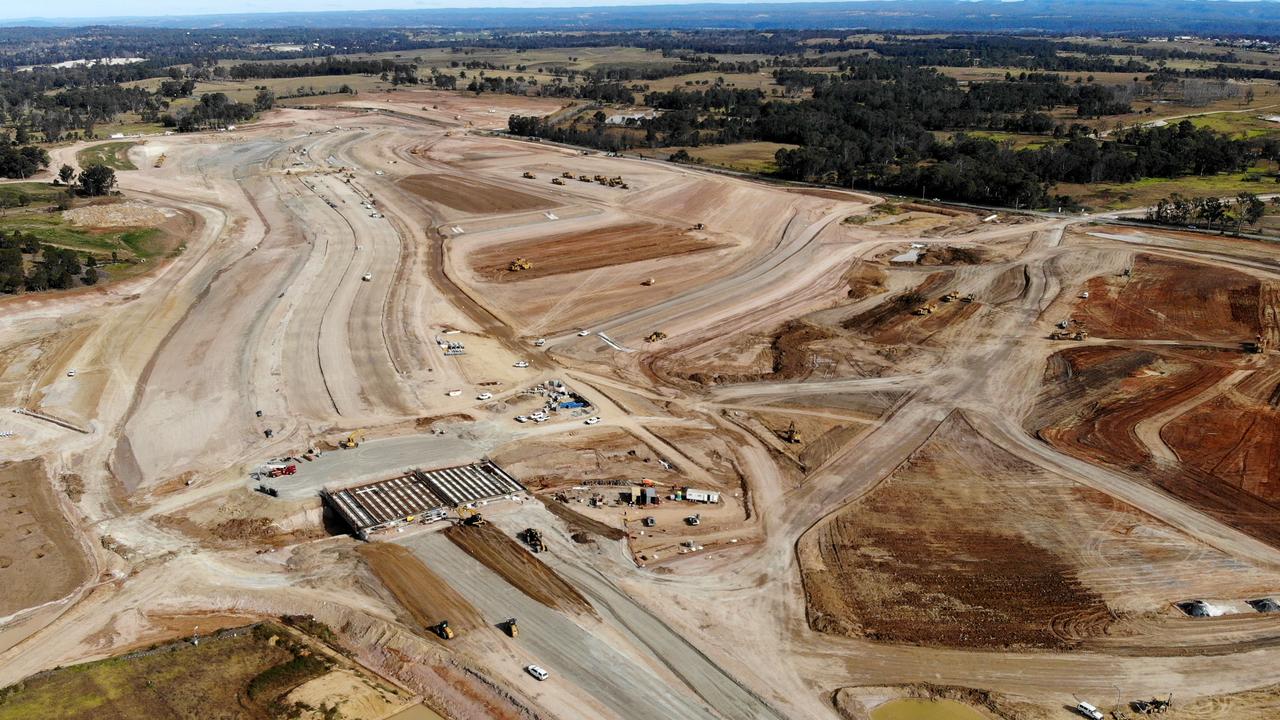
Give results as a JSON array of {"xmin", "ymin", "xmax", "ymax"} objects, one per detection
[
  {"xmin": 471, "ymin": 222, "xmax": 719, "ymax": 282},
  {"xmin": 538, "ymin": 497, "xmax": 628, "ymax": 541},
  {"xmin": 1031, "ymin": 346, "xmax": 1280, "ymax": 549},
  {"xmin": 800, "ymin": 414, "xmax": 1112, "ymax": 650},
  {"xmin": 686, "ymin": 320, "xmax": 835, "ymax": 385},
  {"xmin": 0, "ymin": 459, "xmax": 92, "ymax": 618},
  {"xmin": 1073, "ymin": 254, "xmax": 1264, "ymax": 342},
  {"xmin": 1162, "ymin": 366, "xmax": 1280, "ymax": 502},
  {"xmin": 358, "ymin": 543, "xmax": 485, "ymax": 636},
  {"xmin": 443, "ymin": 523, "xmax": 593, "ymax": 616},
  {"xmin": 399, "ymin": 173, "xmax": 552, "ymax": 215}
]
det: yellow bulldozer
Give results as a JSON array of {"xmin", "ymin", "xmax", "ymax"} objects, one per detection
[
  {"xmin": 645, "ymin": 331, "xmax": 667, "ymax": 343},
  {"xmin": 508, "ymin": 257, "xmax": 533, "ymax": 272},
  {"xmin": 522, "ymin": 171, "xmax": 536, "ymax": 179},
  {"xmin": 339, "ymin": 429, "xmax": 365, "ymax": 449},
  {"xmin": 551, "ymin": 177, "xmax": 565, "ymax": 185}
]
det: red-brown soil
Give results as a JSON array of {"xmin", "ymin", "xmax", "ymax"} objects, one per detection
[
  {"xmin": 400, "ymin": 173, "xmax": 552, "ymax": 214},
  {"xmin": 1073, "ymin": 254, "xmax": 1264, "ymax": 342},
  {"xmin": 800, "ymin": 413, "xmax": 1112, "ymax": 650},
  {"xmin": 443, "ymin": 523, "xmax": 593, "ymax": 615},
  {"xmin": 1031, "ymin": 346, "xmax": 1280, "ymax": 549},
  {"xmin": 0, "ymin": 459, "xmax": 91, "ymax": 618},
  {"xmin": 358, "ymin": 543, "xmax": 485, "ymax": 637},
  {"xmin": 1162, "ymin": 365, "xmax": 1280, "ymax": 503},
  {"xmin": 471, "ymin": 222, "xmax": 718, "ymax": 282}
]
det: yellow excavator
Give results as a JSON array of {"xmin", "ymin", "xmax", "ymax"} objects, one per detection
[
  {"xmin": 340, "ymin": 430, "xmax": 365, "ymax": 449},
  {"xmin": 457, "ymin": 506, "xmax": 486, "ymax": 526}
]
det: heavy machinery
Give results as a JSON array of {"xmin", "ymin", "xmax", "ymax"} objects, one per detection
[
  {"xmin": 508, "ymin": 257, "xmax": 533, "ymax": 272},
  {"xmin": 518, "ymin": 527, "xmax": 545, "ymax": 553},
  {"xmin": 645, "ymin": 331, "xmax": 667, "ymax": 343},
  {"xmin": 912, "ymin": 304, "xmax": 936, "ymax": 316},
  {"xmin": 960, "ymin": 293, "xmax": 976, "ymax": 303},
  {"xmin": 940, "ymin": 291, "xmax": 959, "ymax": 303},
  {"xmin": 432, "ymin": 621, "xmax": 455, "ymax": 640},
  {"xmin": 522, "ymin": 171, "xmax": 536, "ymax": 179},
  {"xmin": 267, "ymin": 464, "xmax": 297, "ymax": 478},
  {"xmin": 781, "ymin": 421, "xmax": 801, "ymax": 444},
  {"xmin": 458, "ymin": 507, "xmax": 486, "ymax": 526},
  {"xmin": 561, "ymin": 171, "xmax": 574, "ymax": 179},
  {"xmin": 551, "ymin": 177, "xmax": 565, "ymax": 185},
  {"xmin": 502, "ymin": 618, "xmax": 519, "ymax": 637},
  {"xmin": 692, "ymin": 223, "xmax": 704, "ymax": 230},
  {"xmin": 340, "ymin": 430, "xmax": 365, "ymax": 449},
  {"xmin": 578, "ymin": 174, "xmax": 591, "ymax": 182},
  {"xmin": 1130, "ymin": 695, "xmax": 1172, "ymax": 715},
  {"xmin": 641, "ymin": 277, "xmax": 655, "ymax": 286}
]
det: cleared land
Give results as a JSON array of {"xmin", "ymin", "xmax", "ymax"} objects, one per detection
[
  {"xmin": 470, "ymin": 222, "xmax": 717, "ymax": 282},
  {"xmin": 358, "ymin": 542, "xmax": 486, "ymax": 636},
  {"xmin": 0, "ymin": 460, "xmax": 90, "ymax": 619},
  {"xmin": 399, "ymin": 173, "xmax": 552, "ymax": 215},
  {"xmin": 75, "ymin": 142, "xmax": 138, "ymax": 171}
]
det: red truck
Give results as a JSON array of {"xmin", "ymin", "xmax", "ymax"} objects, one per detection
[{"xmin": 267, "ymin": 464, "xmax": 297, "ymax": 478}]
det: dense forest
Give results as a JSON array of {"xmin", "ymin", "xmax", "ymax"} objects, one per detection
[{"xmin": 509, "ymin": 60, "xmax": 1271, "ymax": 208}]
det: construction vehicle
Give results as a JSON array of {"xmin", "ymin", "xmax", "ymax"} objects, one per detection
[
  {"xmin": 518, "ymin": 527, "xmax": 545, "ymax": 553},
  {"xmin": 911, "ymin": 303, "xmax": 937, "ymax": 316},
  {"xmin": 432, "ymin": 621, "xmax": 455, "ymax": 640},
  {"xmin": 685, "ymin": 514, "xmax": 701, "ymax": 526},
  {"xmin": 503, "ymin": 618, "xmax": 519, "ymax": 637},
  {"xmin": 960, "ymin": 293, "xmax": 975, "ymax": 303},
  {"xmin": 508, "ymin": 257, "xmax": 533, "ymax": 272},
  {"xmin": 340, "ymin": 430, "xmax": 365, "ymax": 449},
  {"xmin": 267, "ymin": 464, "xmax": 297, "ymax": 478},
  {"xmin": 1130, "ymin": 695, "xmax": 1172, "ymax": 715},
  {"xmin": 1244, "ymin": 337, "xmax": 1264, "ymax": 353},
  {"xmin": 362, "ymin": 272, "xmax": 372, "ymax": 282},
  {"xmin": 561, "ymin": 171, "xmax": 574, "ymax": 179},
  {"xmin": 458, "ymin": 507, "xmax": 486, "ymax": 526},
  {"xmin": 692, "ymin": 223, "xmax": 705, "ymax": 230},
  {"xmin": 940, "ymin": 291, "xmax": 959, "ymax": 303},
  {"xmin": 641, "ymin": 277, "xmax": 655, "ymax": 286},
  {"xmin": 255, "ymin": 484, "xmax": 280, "ymax": 497},
  {"xmin": 522, "ymin": 171, "xmax": 536, "ymax": 179},
  {"xmin": 781, "ymin": 421, "xmax": 801, "ymax": 444},
  {"xmin": 645, "ymin": 331, "xmax": 667, "ymax": 343},
  {"xmin": 643, "ymin": 516, "xmax": 656, "ymax": 527},
  {"xmin": 578, "ymin": 174, "xmax": 591, "ymax": 182},
  {"xmin": 551, "ymin": 177, "xmax": 565, "ymax": 185}
]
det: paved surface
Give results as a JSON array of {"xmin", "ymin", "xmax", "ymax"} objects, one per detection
[{"xmin": 404, "ymin": 533, "xmax": 722, "ymax": 720}]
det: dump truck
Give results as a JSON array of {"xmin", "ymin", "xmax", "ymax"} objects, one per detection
[
  {"xmin": 561, "ymin": 171, "xmax": 574, "ymax": 179},
  {"xmin": 578, "ymin": 174, "xmax": 591, "ymax": 182},
  {"xmin": 432, "ymin": 621, "xmax": 455, "ymax": 640},
  {"xmin": 522, "ymin": 171, "xmax": 536, "ymax": 179},
  {"xmin": 508, "ymin": 257, "xmax": 533, "ymax": 272},
  {"xmin": 912, "ymin": 304, "xmax": 937, "ymax": 316},
  {"xmin": 645, "ymin": 331, "xmax": 667, "ymax": 343},
  {"xmin": 940, "ymin": 291, "xmax": 959, "ymax": 303},
  {"xmin": 1244, "ymin": 340, "xmax": 1264, "ymax": 354},
  {"xmin": 960, "ymin": 293, "xmax": 976, "ymax": 303},
  {"xmin": 551, "ymin": 177, "xmax": 565, "ymax": 185},
  {"xmin": 340, "ymin": 430, "xmax": 365, "ymax": 449},
  {"xmin": 503, "ymin": 618, "xmax": 519, "ymax": 637},
  {"xmin": 641, "ymin": 277, "xmax": 655, "ymax": 286}
]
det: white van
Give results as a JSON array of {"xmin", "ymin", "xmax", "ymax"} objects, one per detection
[{"xmin": 525, "ymin": 665, "xmax": 549, "ymax": 681}]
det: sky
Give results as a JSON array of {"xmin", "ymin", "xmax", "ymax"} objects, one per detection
[{"xmin": 2, "ymin": 0, "xmax": 837, "ymax": 21}]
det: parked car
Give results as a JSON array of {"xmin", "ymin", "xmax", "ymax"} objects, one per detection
[
  {"xmin": 477, "ymin": 392, "xmax": 493, "ymax": 401},
  {"xmin": 526, "ymin": 665, "xmax": 549, "ymax": 681},
  {"xmin": 577, "ymin": 329, "xmax": 590, "ymax": 337},
  {"xmin": 584, "ymin": 417, "xmax": 600, "ymax": 425},
  {"xmin": 66, "ymin": 369, "xmax": 76, "ymax": 377},
  {"xmin": 514, "ymin": 360, "xmax": 530, "ymax": 368},
  {"xmin": 515, "ymin": 416, "xmax": 528, "ymax": 423},
  {"xmin": 534, "ymin": 338, "xmax": 546, "ymax": 347}
]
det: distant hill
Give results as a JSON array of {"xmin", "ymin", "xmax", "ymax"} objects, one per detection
[{"xmin": 9, "ymin": 0, "xmax": 1280, "ymax": 36}]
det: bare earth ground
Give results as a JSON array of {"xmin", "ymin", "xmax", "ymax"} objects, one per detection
[{"xmin": 4, "ymin": 87, "xmax": 1280, "ymax": 720}]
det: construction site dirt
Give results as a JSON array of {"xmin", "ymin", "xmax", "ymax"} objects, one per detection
[
  {"xmin": 11, "ymin": 89, "xmax": 1280, "ymax": 720},
  {"xmin": 442, "ymin": 523, "xmax": 593, "ymax": 616}
]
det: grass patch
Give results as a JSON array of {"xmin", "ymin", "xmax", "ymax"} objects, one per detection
[
  {"xmin": 0, "ymin": 625, "xmax": 296, "ymax": 720},
  {"xmin": 0, "ymin": 212, "xmax": 168, "ymax": 261},
  {"xmin": 1056, "ymin": 165, "xmax": 1280, "ymax": 210},
  {"xmin": 639, "ymin": 141, "xmax": 798, "ymax": 173},
  {"xmin": 76, "ymin": 142, "xmax": 138, "ymax": 171},
  {"xmin": 0, "ymin": 183, "xmax": 67, "ymax": 207}
]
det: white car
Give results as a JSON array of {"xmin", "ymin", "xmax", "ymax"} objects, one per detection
[
  {"xmin": 584, "ymin": 417, "xmax": 600, "ymax": 425},
  {"xmin": 477, "ymin": 392, "xmax": 493, "ymax": 401},
  {"xmin": 362, "ymin": 273, "xmax": 372, "ymax": 281},
  {"xmin": 1075, "ymin": 702, "xmax": 1104, "ymax": 720},
  {"xmin": 375, "ymin": 170, "xmax": 385, "ymax": 176},
  {"xmin": 577, "ymin": 329, "xmax": 590, "ymax": 337},
  {"xmin": 513, "ymin": 360, "xmax": 530, "ymax": 368},
  {"xmin": 534, "ymin": 338, "xmax": 546, "ymax": 347},
  {"xmin": 525, "ymin": 665, "xmax": 549, "ymax": 681},
  {"xmin": 515, "ymin": 415, "xmax": 528, "ymax": 423},
  {"xmin": 66, "ymin": 369, "xmax": 77, "ymax": 377}
]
